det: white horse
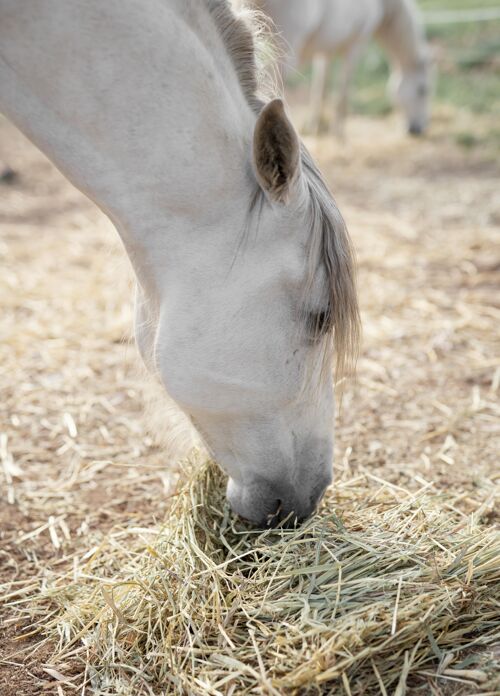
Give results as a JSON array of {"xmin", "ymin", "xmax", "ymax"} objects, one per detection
[
  {"xmin": 253, "ymin": 0, "xmax": 432, "ymax": 136},
  {"xmin": 0, "ymin": 0, "xmax": 359, "ymax": 526}
]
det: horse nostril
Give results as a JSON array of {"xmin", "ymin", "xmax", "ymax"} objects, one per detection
[
  {"xmin": 266, "ymin": 499, "xmax": 282, "ymax": 526},
  {"xmin": 266, "ymin": 497, "xmax": 314, "ymax": 528}
]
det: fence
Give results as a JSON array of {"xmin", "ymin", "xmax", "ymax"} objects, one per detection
[{"xmin": 423, "ymin": 7, "xmax": 500, "ymax": 25}]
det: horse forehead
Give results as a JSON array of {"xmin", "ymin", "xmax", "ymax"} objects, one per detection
[
  {"xmin": 250, "ymin": 207, "xmax": 310, "ymax": 273},
  {"xmin": 230, "ymin": 234, "xmax": 307, "ymax": 293}
]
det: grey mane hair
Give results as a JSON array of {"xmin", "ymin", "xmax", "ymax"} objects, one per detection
[
  {"xmin": 377, "ymin": 0, "xmax": 429, "ymax": 69},
  {"xmin": 205, "ymin": 0, "xmax": 277, "ymax": 112},
  {"xmin": 207, "ymin": 0, "xmax": 361, "ymax": 382},
  {"xmin": 301, "ymin": 148, "xmax": 360, "ymax": 382}
]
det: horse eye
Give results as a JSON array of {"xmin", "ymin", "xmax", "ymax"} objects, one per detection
[{"xmin": 307, "ymin": 308, "xmax": 331, "ymax": 338}]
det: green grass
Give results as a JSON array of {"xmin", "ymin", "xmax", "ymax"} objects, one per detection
[{"xmin": 354, "ymin": 1, "xmax": 500, "ymax": 116}]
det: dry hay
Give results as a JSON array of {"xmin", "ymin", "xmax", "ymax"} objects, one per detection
[{"xmin": 3, "ymin": 459, "xmax": 498, "ymax": 695}]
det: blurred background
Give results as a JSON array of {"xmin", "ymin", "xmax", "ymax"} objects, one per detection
[{"xmin": 279, "ymin": 0, "xmax": 500, "ymax": 149}]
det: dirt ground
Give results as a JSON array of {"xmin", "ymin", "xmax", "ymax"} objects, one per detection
[{"xmin": 1, "ymin": 109, "xmax": 499, "ymax": 695}]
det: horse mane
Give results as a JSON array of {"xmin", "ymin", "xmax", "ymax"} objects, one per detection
[
  {"xmin": 377, "ymin": 0, "xmax": 428, "ymax": 69},
  {"xmin": 204, "ymin": 0, "xmax": 264, "ymax": 113},
  {"xmin": 206, "ymin": 0, "xmax": 360, "ymax": 380}
]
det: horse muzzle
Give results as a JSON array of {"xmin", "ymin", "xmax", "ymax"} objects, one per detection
[
  {"xmin": 226, "ymin": 471, "xmax": 331, "ymax": 528},
  {"xmin": 408, "ymin": 122, "xmax": 424, "ymax": 136}
]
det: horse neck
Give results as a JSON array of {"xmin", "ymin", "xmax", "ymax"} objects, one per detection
[
  {"xmin": 377, "ymin": 0, "xmax": 426, "ymax": 71},
  {"xmin": 0, "ymin": 0, "xmax": 255, "ymax": 297}
]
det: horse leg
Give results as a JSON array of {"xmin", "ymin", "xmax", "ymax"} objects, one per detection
[
  {"xmin": 134, "ymin": 285, "xmax": 159, "ymax": 373},
  {"xmin": 306, "ymin": 53, "xmax": 329, "ymax": 135},
  {"xmin": 333, "ymin": 41, "xmax": 366, "ymax": 140}
]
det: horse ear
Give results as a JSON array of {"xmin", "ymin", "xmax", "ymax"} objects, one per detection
[{"xmin": 253, "ymin": 99, "xmax": 301, "ymax": 204}]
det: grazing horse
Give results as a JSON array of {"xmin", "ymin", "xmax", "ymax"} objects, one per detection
[
  {"xmin": 252, "ymin": 0, "xmax": 432, "ymax": 136},
  {"xmin": 0, "ymin": 0, "xmax": 359, "ymax": 526}
]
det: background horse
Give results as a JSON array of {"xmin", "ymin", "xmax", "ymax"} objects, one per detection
[
  {"xmin": 252, "ymin": 0, "xmax": 432, "ymax": 136},
  {"xmin": 0, "ymin": 0, "xmax": 359, "ymax": 526}
]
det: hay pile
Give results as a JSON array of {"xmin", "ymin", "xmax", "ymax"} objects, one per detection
[{"xmin": 23, "ymin": 460, "xmax": 500, "ymax": 695}]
